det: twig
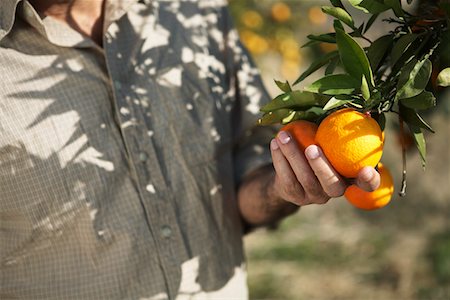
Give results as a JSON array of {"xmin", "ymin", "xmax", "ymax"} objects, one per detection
[{"xmin": 399, "ymin": 116, "xmax": 407, "ymax": 197}]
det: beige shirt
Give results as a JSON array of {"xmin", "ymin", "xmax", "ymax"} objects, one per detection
[{"xmin": 0, "ymin": 0, "xmax": 275, "ymax": 299}]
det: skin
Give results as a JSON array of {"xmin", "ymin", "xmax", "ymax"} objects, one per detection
[
  {"xmin": 29, "ymin": 0, "xmax": 381, "ymax": 227},
  {"xmin": 29, "ymin": 0, "xmax": 105, "ymax": 45},
  {"xmin": 238, "ymin": 131, "xmax": 380, "ymax": 227}
]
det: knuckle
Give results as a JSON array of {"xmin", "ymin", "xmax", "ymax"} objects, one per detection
[
  {"xmin": 303, "ymin": 176, "xmax": 318, "ymax": 190},
  {"xmin": 320, "ymin": 194, "xmax": 331, "ymax": 204},
  {"xmin": 281, "ymin": 143, "xmax": 300, "ymax": 160},
  {"xmin": 326, "ymin": 184, "xmax": 346, "ymax": 198},
  {"xmin": 307, "ymin": 192, "xmax": 329, "ymax": 205},
  {"xmin": 284, "ymin": 148, "xmax": 298, "ymax": 161},
  {"xmin": 282, "ymin": 180, "xmax": 302, "ymax": 198},
  {"xmin": 283, "ymin": 184, "xmax": 298, "ymax": 197},
  {"xmin": 316, "ymin": 193, "xmax": 331, "ymax": 204}
]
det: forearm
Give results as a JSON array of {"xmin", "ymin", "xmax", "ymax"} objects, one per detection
[{"xmin": 237, "ymin": 165, "xmax": 299, "ymax": 227}]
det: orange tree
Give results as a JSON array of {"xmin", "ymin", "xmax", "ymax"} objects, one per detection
[{"xmin": 259, "ymin": 0, "xmax": 450, "ymax": 196}]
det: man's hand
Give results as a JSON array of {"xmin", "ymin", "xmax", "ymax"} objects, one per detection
[
  {"xmin": 237, "ymin": 130, "xmax": 381, "ymax": 228},
  {"xmin": 270, "ymin": 130, "xmax": 381, "ymax": 206}
]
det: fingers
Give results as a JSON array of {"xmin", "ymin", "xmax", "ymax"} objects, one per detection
[
  {"xmin": 355, "ymin": 166, "xmax": 381, "ymax": 192},
  {"xmin": 270, "ymin": 138, "xmax": 305, "ymax": 203},
  {"xmin": 271, "ymin": 130, "xmax": 381, "ymax": 208},
  {"xmin": 272, "ymin": 132, "xmax": 329, "ymax": 205},
  {"xmin": 304, "ymin": 145, "xmax": 347, "ymax": 198},
  {"xmin": 276, "ymin": 132, "xmax": 316, "ymax": 184}
]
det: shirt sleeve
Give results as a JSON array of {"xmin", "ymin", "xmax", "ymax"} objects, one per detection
[{"xmin": 220, "ymin": 5, "xmax": 277, "ymax": 185}]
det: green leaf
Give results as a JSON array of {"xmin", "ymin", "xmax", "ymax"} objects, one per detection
[
  {"xmin": 364, "ymin": 14, "xmax": 379, "ymax": 33},
  {"xmin": 258, "ymin": 109, "xmax": 292, "ymax": 125},
  {"xmin": 301, "ymin": 40, "xmax": 321, "ymax": 48},
  {"xmin": 281, "ymin": 107, "xmax": 325, "ymax": 124},
  {"xmin": 305, "ymin": 74, "xmax": 361, "ymax": 95},
  {"xmin": 396, "ymin": 58, "xmax": 432, "ymax": 100},
  {"xmin": 367, "ymin": 35, "xmax": 393, "ymax": 72},
  {"xmin": 323, "ymin": 96, "xmax": 352, "ymax": 111},
  {"xmin": 348, "ymin": 0, "xmax": 389, "ymax": 14},
  {"xmin": 400, "ymin": 91, "xmax": 436, "ymax": 110},
  {"xmin": 333, "ymin": 19, "xmax": 344, "ymax": 31},
  {"xmin": 274, "ymin": 80, "xmax": 292, "ymax": 93},
  {"xmin": 352, "ymin": 23, "xmax": 365, "ymax": 39},
  {"xmin": 390, "ymin": 34, "xmax": 419, "ymax": 68},
  {"xmin": 261, "ymin": 91, "xmax": 318, "ymax": 113},
  {"xmin": 361, "ymin": 75, "xmax": 370, "ymax": 100},
  {"xmin": 322, "ymin": 6, "xmax": 356, "ymax": 29},
  {"xmin": 336, "ymin": 28, "xmax": 374, "ymax": 86},
  {"xmin": 325, "ymin": 57, "xmax": 340, "ymax": 75},
  {"xmin": 400, "ymin": 105, "xmax": 435, "ymax": 133},
  {"xmin": 294, "ymin": 51, "xmax": 339, "ymax": 85},
  {"xmin": 307, "ymin": 33, "xmax": 336, "ymax": 44},
  {"xmin": 437, "ymin": 68, "xmax": 450, "ymax": 87},
  {"xmin": 313, "ymin": 93, "xmax": 333, "ymax": 107},
  {"xmin": 330, "ymin": 0, "xmax": 346, "ymax": 10},
  {"xmin": 384, "ymin": 0, "xmax": 404, "ymax": 17},
  {"xmin": 409, "ymin": 124, "xmax": 426, "ymax": 167}
]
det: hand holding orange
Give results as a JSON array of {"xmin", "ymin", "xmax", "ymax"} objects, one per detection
[
  {"xmin": 275, "ymin": 108, "xmax": 392, "ymax": 210},
  {"xmin": 345, "ymin": 163, "xmax": 394, "ymax": 210}
]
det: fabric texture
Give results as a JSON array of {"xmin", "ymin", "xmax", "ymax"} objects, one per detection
[{"xmin": 0, "ymin": 0, "xmax": 275, "ymax": 299}]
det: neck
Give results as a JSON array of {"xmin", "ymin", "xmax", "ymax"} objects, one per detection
[{"xmin": 29, "ymin": 0, "xmax": 106, "ymax": 46}]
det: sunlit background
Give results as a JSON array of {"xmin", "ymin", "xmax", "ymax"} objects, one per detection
[{"xmin": 228, "ymin": 1, "xmax": 450, "ymax": 299}]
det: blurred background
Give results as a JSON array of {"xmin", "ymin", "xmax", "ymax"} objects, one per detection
[{"xmin": 228, "ymin": 1, "xmax": 450, "ymax": 299}]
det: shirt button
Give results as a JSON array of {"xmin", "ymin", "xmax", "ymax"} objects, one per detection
[
  {"xmin": 114, "ymin": 80, "xmax": 122, "ymax": 90},
  {"xmin": 160, "ymin": 225, "xmax": 172, "ymax": 238},
  {"xmin": 139, "ymin": 152, "xmax": 148, "ymax": 162}
]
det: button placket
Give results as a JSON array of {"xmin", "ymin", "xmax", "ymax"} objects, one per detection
[
  {"xmin": 139, "ymin": 152, "xmax": 148, "ymax": 162},
  {"xmin": 160, "ymin": 225, "xmax": 172, "ymax": 238},
  {"xmin": 103, "ymin": 23, "xmax": 183, "ymax": 299}
]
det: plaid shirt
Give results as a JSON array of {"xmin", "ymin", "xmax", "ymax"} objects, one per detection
[{"xmin": 0, "ymin": 0, "xmax": 274, "ymax": 299}]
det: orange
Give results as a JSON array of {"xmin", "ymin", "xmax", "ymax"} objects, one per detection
[
  {"xmin": 315, "ymin": 108, "xmax": 383, "ymax": 178},
  {"xmin": 345, "ymin": 163, "xmax": 394, "ymax": 210},
  {"xmin": 280, "ymin": 120, "xmax": 318, "ymax": 152}
]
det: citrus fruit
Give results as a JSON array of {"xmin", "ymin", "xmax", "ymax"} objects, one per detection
[
  {"xmin": 315, "ymin": 108, "xmax": 383, "ymax": 178},
  {"xmin": 281, "ymin": 120, "xmax": 318, "ymax": 151},
  {"xmin": 345, "ymin": 163, "xmax": 394, "ymax": 210}
]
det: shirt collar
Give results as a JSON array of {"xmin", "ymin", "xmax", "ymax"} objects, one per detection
[
  {"xmin": 0, "ymin": 0, "xmax": 21, "ymax": 42},
  {"xmin": 0, "ymin": 0, "xmax": 142, "ymax": 44},
  {"xmin": 104, "ymin": 0, "xmax": 140, "ymax": 31}
]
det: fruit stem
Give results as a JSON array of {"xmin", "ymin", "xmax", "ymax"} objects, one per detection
[{"xmin": 399, "ymin": 117, "xmax": 407, "ymax": 197}]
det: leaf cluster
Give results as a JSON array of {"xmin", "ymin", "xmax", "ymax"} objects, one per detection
[{"xmin": 259, "ymin": 0, "xmax": 450, "ymax": 167}]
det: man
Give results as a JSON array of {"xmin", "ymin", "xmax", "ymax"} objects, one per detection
[{"xmin": 0, "ymin": 0, "xmax": 380, "ymax": 299}]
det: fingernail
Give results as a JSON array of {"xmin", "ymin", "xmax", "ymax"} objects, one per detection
[
  {"xmin": 270, "ymin": 139, "xmax": 279, "ymax": 150},
  {"xmin": 277, "ymin": 131, "xmax": 291, "ymax": 144},
  {"xmin": 360, "ymin": 168, "xmax": 374, "ymax": 182},
  {"xmin": 305, "ymin": 145, "xmax": 320, "ymax": 160}
]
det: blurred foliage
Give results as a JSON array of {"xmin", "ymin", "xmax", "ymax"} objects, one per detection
[
  {"xmin": 229, "ymin": 0, "xmax": 334, "ymax": 80},
  {"xmin": 428, "ymin": 229, "xmax": 450, "ymax": 284}
]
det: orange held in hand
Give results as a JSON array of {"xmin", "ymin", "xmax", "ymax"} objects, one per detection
[
  {"xmin": 315, "ymin": 108, "xmax": 383, "ymax": 178},
  {"xmin": 345, "ymin": 163, "xmax": 394, "ymax": 210},
  {"xmin": 280, "ymin": 120, "xmax": 318, "ymax": 152}
]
